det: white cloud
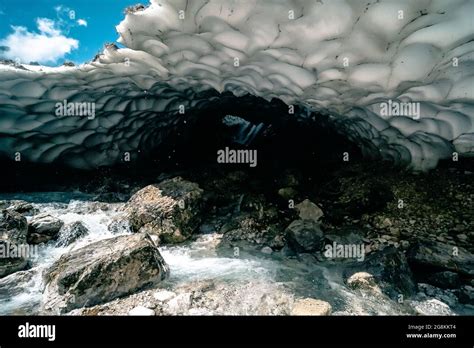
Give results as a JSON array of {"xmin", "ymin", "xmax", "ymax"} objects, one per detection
[
  {"xmin": 77, "ymin": 19, "xmax": 88, "ymax": 27},
  {"xmin": 0, "ymin": 17, "xmax": 78, "ymax": 64}
]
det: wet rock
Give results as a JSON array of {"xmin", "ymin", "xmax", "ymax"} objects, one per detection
[
  {"xmin": 56, "ymin": 221, "xmax": 89, "ymax": 247},
  {"xmin": 417, "ymin": 283, "xmax": 459, "ymax": 308},
  {"xmin": 290, "ymin": 298, "xmax": 332, "ymax": 316},
  {"xmin": 0, "ymin": 200, "xmax": 37, "ymax": 216},
  {"xmin": 124, "ymin": 177, "xmax": 204, "ymax": 243},
  {"xmin": 457, "ymin": 285, "xmax": 474, "ymax": 305},
  {"xmin": 324, "ymin": 226, "xmax": 365, "ymax": 246},
  {"xmin": 41, "ymin": 233, "xmax": 169, "ymax": 314},
  {"xmin": 295, "ymin": 199, "xmax": 323, "ymax": 222},
  {"xmin": 0, "ymin": 268, "xmax": 38, "ymax": 297},
  {"xmin": 346, "ymin": 272, "xmax": 382, "ymax": 295},
  {"xmin": 128, "ymin": 306, "xmax": 155, "ymax": 316},
  {"xmin": 27, "ymin": 213, "xmax": 63, "ymax": 244},
  {"xmin": 424, "ymin": 271, "xmax": 461, "ymax": 289},
  {"xmin": 107, "ymin": 217, "xmax": 131, "ymax": 234},
  {"xmin": 261, "ymin": 246, "xmax": 273, "ymax": 254},
  {"xmin": 407, "ymin": 241, "xmax": 474, "ymax": 277},
  {"xmin": 0, "ymin": 210, "xmax": 28, "ymax": 244},
  {"xmin": 412, "ymin": 299, "xmax": 455, "ymax": 316},
  {"xmin": 285, "ymin": 219, "xmax": 324, "ymax": 253},
  {"xmin": 344, "ymin": 247, "xmax": 417, "ymax": 299},
  {"xmin": 0, "ymin": 210, "xmax": 29, "ymax": 278}
]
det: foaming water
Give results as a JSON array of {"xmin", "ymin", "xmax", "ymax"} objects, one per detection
[{"xmin": 0, "ymin": 192, "xmax": 128, "ymax": 314}]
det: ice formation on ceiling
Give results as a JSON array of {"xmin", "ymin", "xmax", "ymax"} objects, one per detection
[{"xmin": 0, "ymin": 0, "xmax": 473, "ymax": 171}]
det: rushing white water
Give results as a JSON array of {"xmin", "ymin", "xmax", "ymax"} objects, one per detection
[{"xmin": 0, "ymin": 192, "xmax": 466, "ymax": 315}]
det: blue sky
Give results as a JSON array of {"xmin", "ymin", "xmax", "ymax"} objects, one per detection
[{"xmin": 0, "ymin": 0, "xmax": 141, "ymax": 65}]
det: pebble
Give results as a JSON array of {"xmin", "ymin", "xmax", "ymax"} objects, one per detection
[{"xmin": 261, "ymin": 246, "xmax": 273, "ymax": 254}]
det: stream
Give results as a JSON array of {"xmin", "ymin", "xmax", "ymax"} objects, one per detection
[{"xmin": 0, "ymin": 192, "xmax": 465, "ymax": 316}]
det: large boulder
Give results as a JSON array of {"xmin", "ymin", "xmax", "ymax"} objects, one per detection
[
  {"xmin": 285, "ymin": 219, "xmax": 324, "ymax": 252},
  {"xmin": 27, "ymin": 213, "xmax": 63, "ymax": 244},
  {"xmin": 344, "ymin": 247, "xmax": 417, "ymax": 299},
  {"xmin": 407, "ymin": 241, "xmax": 474, "ymax": 277},
  {"xmin": 0, "ymin": 210, "xmax": 29, "ymax": 278},
  {"xmin": 41, "ymin": 233, "xmax": 169, "ymax": 314},
  {"xmin": 123, "ymin": 177, "xmax": 204, "ymax": 243}
]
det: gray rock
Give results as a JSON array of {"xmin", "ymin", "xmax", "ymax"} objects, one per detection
[
  {"xmin": 285, "ymin": 219, "xmax": 324, "ymax": 252},
  {"xmin": 457, "ymin": 285, "xmax": 474, "ymax": 305},
  {"xmin": 27, "ymin": 213, "xmax": 63, "ymax": 244},
  {"xmin": 343, "ymin": 247, "xmax": 417, "ymax": 299},
  {"xmin": 41, "ymin": 233, "xmax": 169, "ymax": 314},
  {"xmin": 123, "ymin": 177, "xmax": 204, "ymax": 244},
  {"xmin": 0, "ymin": 210, "xmax": 29, "ymax": 278},
  {"xmin": 425, "ymin": 271, "xmax": 461, "ymax": 289},
  {"xmin": 295, "ymin": 199, "xmax": 324, "ymax": 222},
  {"xmin": 56, "ymin": 221, "xmax": 89, "ymax": 247},
  {"xmin": 0, "ymin": 200, "xmax": 37, "ymax": 216},
  {"xmin": 0, "ymin": 268, "xmax": 38, "ymax": 297},
  {"xmin": 407, "ymin": 241, "xmax": 474, "ymax": 277},
  {"xmin": 346, "ymin": 272, "xmax": 382, "ymax": 295},
  {"xmin": 412, "ymin": 299, "xmax": 455, "ymax": 316},
  {"xmin": 0, "ymin": 210, "xmax": 28, "ymax": 244}
]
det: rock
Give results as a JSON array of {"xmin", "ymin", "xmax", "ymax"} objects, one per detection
[
  {"xmin": 343, "ymin": 247, "xmax": 417, "ymax": 299},
  {"xmin": 0, "ymin": 200, "xmax": 37, "ymax": 216},
  {"xmin": 56, "ymin": 221, "xmax": 89, "ymax": 247},
  {"xmin": 285, "ymin": 219, "xmax": 324, "ymax": 253},
  {"xmin": 407, "ymin": 241, "xmax": 474, "ymax": 277},
  {"xmin": 0, "ymin": 210, "xmax": 28, "ymax": 244},
  {"xmin": 107, "ymin": 217, "xmax": 131, "ymax": 234},
  {"xmin": 153, "ymin": 290, "xmax": 176, "ymax": 302},
  {"xmin": 290, "ymin": 298, "xmax": 332, "ymax": 315},
  {"xmin": 199, "ymin": 224, "xmax": 215, "ymax": 234},
  {"xmin": 269, "ymin": 234, "xmax": 285, "ymax": 250},
  {"xmin": 166, "ymin": 293, "xmax": 192, "ymax": 314},
  {"xmin": 324, "ymin": 226, "xmax": 365, "ymax": 245},
  {"xmin": 123, "ymin": 177, "xmax": 204, "ymax": 243},
  {"xmin": 27, "ymin": 213, "xmax": 63, "ymax": 244},
  {"xmin": 425, "ymin": 271, "xmax": 461, "ymax": 289},
  {"xmin": 412, "ymin": 299, "xmax": 455, "ymax": 316},
  {"xmin": 128, "ymin": 306, "xmax": 155, "ymax": 316},
  {"xmin": 0, "ymin": 210, "xmax": 29, "ymax": 278},
  {"xmin": 0, "ymin": 268, "xmax": 38, "ymax": 297},
  {"xmin": 277, "ymin": 187, "xmax": 298, "ymax": 200},
  {"xmin": 295, "ymin": 199, "xmax": 323, "ymax": 222},
  {"xmin": 346, "ymin": 272, "xmax": 382, "ymax": 295},
  {"xmin": 261, "ymin": 246, "xmax": 273, "ymax": 254},
  {"xmin": 41, "ymin": 233, "xmax": 169, "ymax": 314},
  {"xmin": 457, "ymin": 285, "xmax": 474, "ymax": 305}
]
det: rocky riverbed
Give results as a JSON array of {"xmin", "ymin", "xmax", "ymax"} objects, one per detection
[{"xmin": 0, "ymin": 161, "xmax": 473, "ymax": 316}]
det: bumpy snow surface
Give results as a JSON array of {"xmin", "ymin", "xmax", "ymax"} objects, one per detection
[{"xmin": 0, "ymin": 0, "xmax": 473, "ymax": 170}]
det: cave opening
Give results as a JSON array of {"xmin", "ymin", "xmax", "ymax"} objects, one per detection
[{"xmin": 1, "ymin": 93, "xmax": 364, "ymax": 192}]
